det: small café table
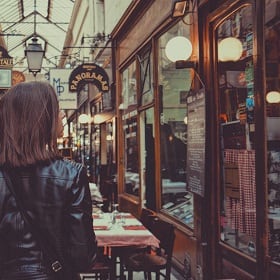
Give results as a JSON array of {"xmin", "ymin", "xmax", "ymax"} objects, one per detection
[{"xmin": 92, "ymin": 212, "xmax": 160, "ymax": 279}]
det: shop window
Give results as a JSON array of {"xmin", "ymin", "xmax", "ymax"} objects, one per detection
[
  {"xmin": 265, "ymin": 0, "xmax": 280, "ymax": 264},
  {"xmin": 121, "ymin": 62, "xmax": 139, "ymax": 196},
  {"xmin": 158, "ymin": 20, "xmax": 194, "ymax": 227},
  {"xmin": 217, "ymin": 5, "xmax": 257, "ymax": 257}
]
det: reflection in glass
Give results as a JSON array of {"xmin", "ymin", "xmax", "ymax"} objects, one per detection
[
  {"xmin": 123, "ymin": 112, "xmax": 138, "ymax": 195},
  {"xmin": 121, "ymin": 62, "xmax": 139, "ymax": 196},
  {"xmin": 265, "ymin": 0, "xmax": 280, "ymax": 263},
  {"xmin": 158, "ymin": 20, "xmax": 194, "ymax": 227},
  {"xmin": 217, "ymin": 5, "xmax": 256, "ymax": 257},
  {"xmin": 143, "ymin": 108, "xmax": 156, "ymax": 210}
]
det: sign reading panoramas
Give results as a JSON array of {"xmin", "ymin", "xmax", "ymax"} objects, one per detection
[
  {"xmin": 49, "ymin": 69, "xmax": 77, "ymax": 110},
  {"xmin": 68, "ymin": 63, "xmax": 109, "ymax": 93}
]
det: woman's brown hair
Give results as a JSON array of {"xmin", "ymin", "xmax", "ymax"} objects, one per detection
[{"xmin": 0, "ymin": 81, "xmax": 60, "ymax": 167}]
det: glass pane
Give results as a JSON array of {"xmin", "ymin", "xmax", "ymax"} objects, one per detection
[
  {"xmin": 142, "ymin": 107, "xmax": 156, "ymax": 210},
  {"xmin": 265, "ymin": 0, "xmax": 280, "ymax": 263},
  {"xmin": 121, "ymin": 61, "xmax": 137, "ymax": 109},
  {"xmin": 123, "ymin": 110, "xmax": 138, "ymax": 195},
  {"xmin": 217, "ymin": 5, "xmax": 256, "ymax": 257},
  {"xmin": 140, "ymin": 47, "xmax": 154, "ymax": 106},
  {"xmin": 158, "ymin": 20, "xmax": 194, "ymax": 227}
]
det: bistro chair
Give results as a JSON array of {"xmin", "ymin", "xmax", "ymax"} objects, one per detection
[
  {"xmin": 79, "ymin": 249, "xmax": 113, "ymax": 280},
  {"xmin": 118, "ymin": 208, "xmax": 158, "ymax": 279},
  {"xmin": 140, "ymin": 208, "xmax": 157, "ymax": 230},
  {"xmin": 123, "ymin": 218, "xmax": 175, "ymax": 280}
]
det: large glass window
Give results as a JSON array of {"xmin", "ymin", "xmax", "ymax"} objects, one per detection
[
  {"xmin": 141, "ymin": 107, "xmax": 156, "ymax": 210},
  {"xmin": 158, "ymin": 20, "xmax": 194, "ymax": 227},
  {"xmin": 265, "ymin": 0, "xmax": 280, "ymax": 263},
  {"xmin": 121, "ymin": 62, "xmax": 139, "ymax": 196},
  {"xmin": 217, "ymin": 5, "xmax": 256, "ymax": 257}
]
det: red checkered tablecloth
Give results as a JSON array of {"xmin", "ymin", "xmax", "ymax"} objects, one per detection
[{"xmin": 224, "ymin": 149, "xmax": 256, "ymax": 239}]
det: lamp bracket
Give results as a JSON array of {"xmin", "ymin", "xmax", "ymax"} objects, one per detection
[{"xmin": 175, "ymin": 60, "xmax": 197, "ymax": 69}]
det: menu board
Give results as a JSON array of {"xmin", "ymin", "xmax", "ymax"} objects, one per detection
[{"xmin": 186, "ymin": 88, "xmax": 206, "ymax": 197}]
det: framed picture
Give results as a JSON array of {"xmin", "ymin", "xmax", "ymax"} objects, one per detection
[{"xmin": 0, "ymin": 69, "xmax": 12, "ymax": 88}]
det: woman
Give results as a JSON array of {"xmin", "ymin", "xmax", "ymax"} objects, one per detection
[{"xmin": 0, "ymin": 81, "xmax": 97, "ymax": 279}]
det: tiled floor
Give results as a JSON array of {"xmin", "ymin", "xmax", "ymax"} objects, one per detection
[
  {"xmin": 117, "ymin": 264, "xmax": 184, "ymax": 280},
  {"xmin": 127, "ymin": 269, "xmax": 184, "ymax": 279},
  {"xmin": 79, "ymin": 268, "xmax": 184, "ymax": 280},
  {"xmin": 79, "ymin": 255, "xmax": 185, "ymax": 280}
]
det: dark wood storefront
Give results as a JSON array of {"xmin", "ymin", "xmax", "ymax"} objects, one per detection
[{"xmin": 110, "ymin": 1, "xmax": 280, "ymax": 279}]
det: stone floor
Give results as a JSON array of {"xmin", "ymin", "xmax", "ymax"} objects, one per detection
[
  {"xmin": 79, "ymin": 264, "xmax": 185, "ymax": 279},
  {"xmin": 129, "ymin": 269, "xmax": 184, "ymax": 279},
  {"xmin": 116, "ymin": 263, "xmax": 184, "ymax": 280}
]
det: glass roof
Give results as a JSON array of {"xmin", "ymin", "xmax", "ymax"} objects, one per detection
[{"xmin": 0, "ymin": 0, "xmax": 75, "ymax": 75}]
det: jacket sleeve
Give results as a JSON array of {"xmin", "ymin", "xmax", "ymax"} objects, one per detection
[{"xmin": 66, "ymin": 165, "xmax": 98, "ymax": 271}]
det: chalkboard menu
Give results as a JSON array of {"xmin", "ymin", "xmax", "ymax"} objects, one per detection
[{"xmin": 186, "ymin": 88, "xmax": 206, "ymax": 197}]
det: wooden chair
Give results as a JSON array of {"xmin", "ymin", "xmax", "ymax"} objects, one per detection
[
  {"xmin": 118, "ymin": 208, "xmax": 157, "ymax": 279},
  {"xmin": 140, "ymin": 208, "xmax": 156, "ymax": 230},
  {"xmin": 123, "ymin": 218, "xmax": 175, "ymax": 280},
  {"xmin": 79, "ymin": 250, "xmax": 113, "ymax": 280}
]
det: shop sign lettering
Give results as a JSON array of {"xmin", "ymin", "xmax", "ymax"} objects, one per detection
[
  {"xmin": 0, "ymin": 47, "xmax": 13, "ymax": 67},
  {"xmin": 69, "ymin": 63, "xmax": 109, "ymax": 92}
]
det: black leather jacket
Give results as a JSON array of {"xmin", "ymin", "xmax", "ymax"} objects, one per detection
[{"xmin": 0, "ymin": 159, "xmax": 97, "ymax": 280}]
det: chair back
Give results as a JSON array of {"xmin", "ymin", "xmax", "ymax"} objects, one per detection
[
  {"xmin": 140, "ymin": 208, "xmax": 156, "ymax": 230},
  {"xmin": 150, "ymin": 218, "xmax": 175, "ymax": 261}
]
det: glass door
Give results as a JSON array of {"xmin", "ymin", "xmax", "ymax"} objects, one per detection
[{"xmin": 213, "ymin": 2, "xmax": 257, "ymax": 261}]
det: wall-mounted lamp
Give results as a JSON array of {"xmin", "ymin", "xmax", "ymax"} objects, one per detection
[
  {"xmin": 218, "ymin": 37, "xmax": 243, "ymax": 62},
  {"xmin": 171, "ymin": 0, "xmax": 189, "ymax": 18},
  {"xmin": 78, "ymin": 113, "xmax": 91, "ymax": 124},
  {"xmin": 266, "ymin": 90, "xmax": 280, "ymax": 103},
  {"xmin": 165, "ymin": 36, "xmax": 196, "ymax": 69},
  {"xmin": 93, "ymin": 112, "xmax": 114, "ymax": 124},
  {"xmin": 165, "ymin": 36, "xmax": 192, "ymax": 62}
]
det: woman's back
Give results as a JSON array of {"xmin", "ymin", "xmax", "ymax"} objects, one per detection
[{"xmin": 0, "ymin": 159, "xmax": 97, "ymax": 280}]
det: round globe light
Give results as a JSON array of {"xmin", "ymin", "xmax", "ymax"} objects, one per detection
[
  {"xmin": 218, "ymin": 37, "xmax": 243, "ymax": 62},
  {"xmin": 78, "ymin": 113, "xmax": 90, "ymax": 124},
  {"xmin": 266, "ymin": 91, "xmax": 280, "ymax": 103},
  {"xmin": 165, "ymin": 36, "xmax": 193, "ymax": 62}
]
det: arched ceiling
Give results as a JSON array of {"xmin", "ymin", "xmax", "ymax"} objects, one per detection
[{"xmin": 0, "ymin": 0, "xmax": 75, "ymax": 75}]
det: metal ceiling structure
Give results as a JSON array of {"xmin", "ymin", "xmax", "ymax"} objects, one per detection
[{"xmin": 0, "ymin": 0, "xmax": 75, "ymax": 75}]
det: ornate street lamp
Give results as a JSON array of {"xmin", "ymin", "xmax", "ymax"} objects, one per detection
[
  {"xmin": 25, "ymin": 37, "xmax": 45, "ymax": 77},
  {"xmin": 24, "ymin": 0, "xmax": 45, "ymax": 77}
]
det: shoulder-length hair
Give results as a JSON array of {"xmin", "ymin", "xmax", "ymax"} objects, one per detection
[{"xmin": 0, "ymin": 81, "xmax": 61, "ymax": 167}]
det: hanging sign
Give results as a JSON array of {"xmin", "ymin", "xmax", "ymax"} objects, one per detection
[
  {"xmin": 0, "ymin": 46, "xmax": 13, "ymax": 67},
  {"xmin": 69, "ymin": 63, "xmax": 109, "ymax": 92},
  {"xmin": 49, "ymin": 68, "xmax": 77, "ymax": 110},
  {"xmin": 186, "ymin": 87, "xmax": 206, "ymax": 197}
]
